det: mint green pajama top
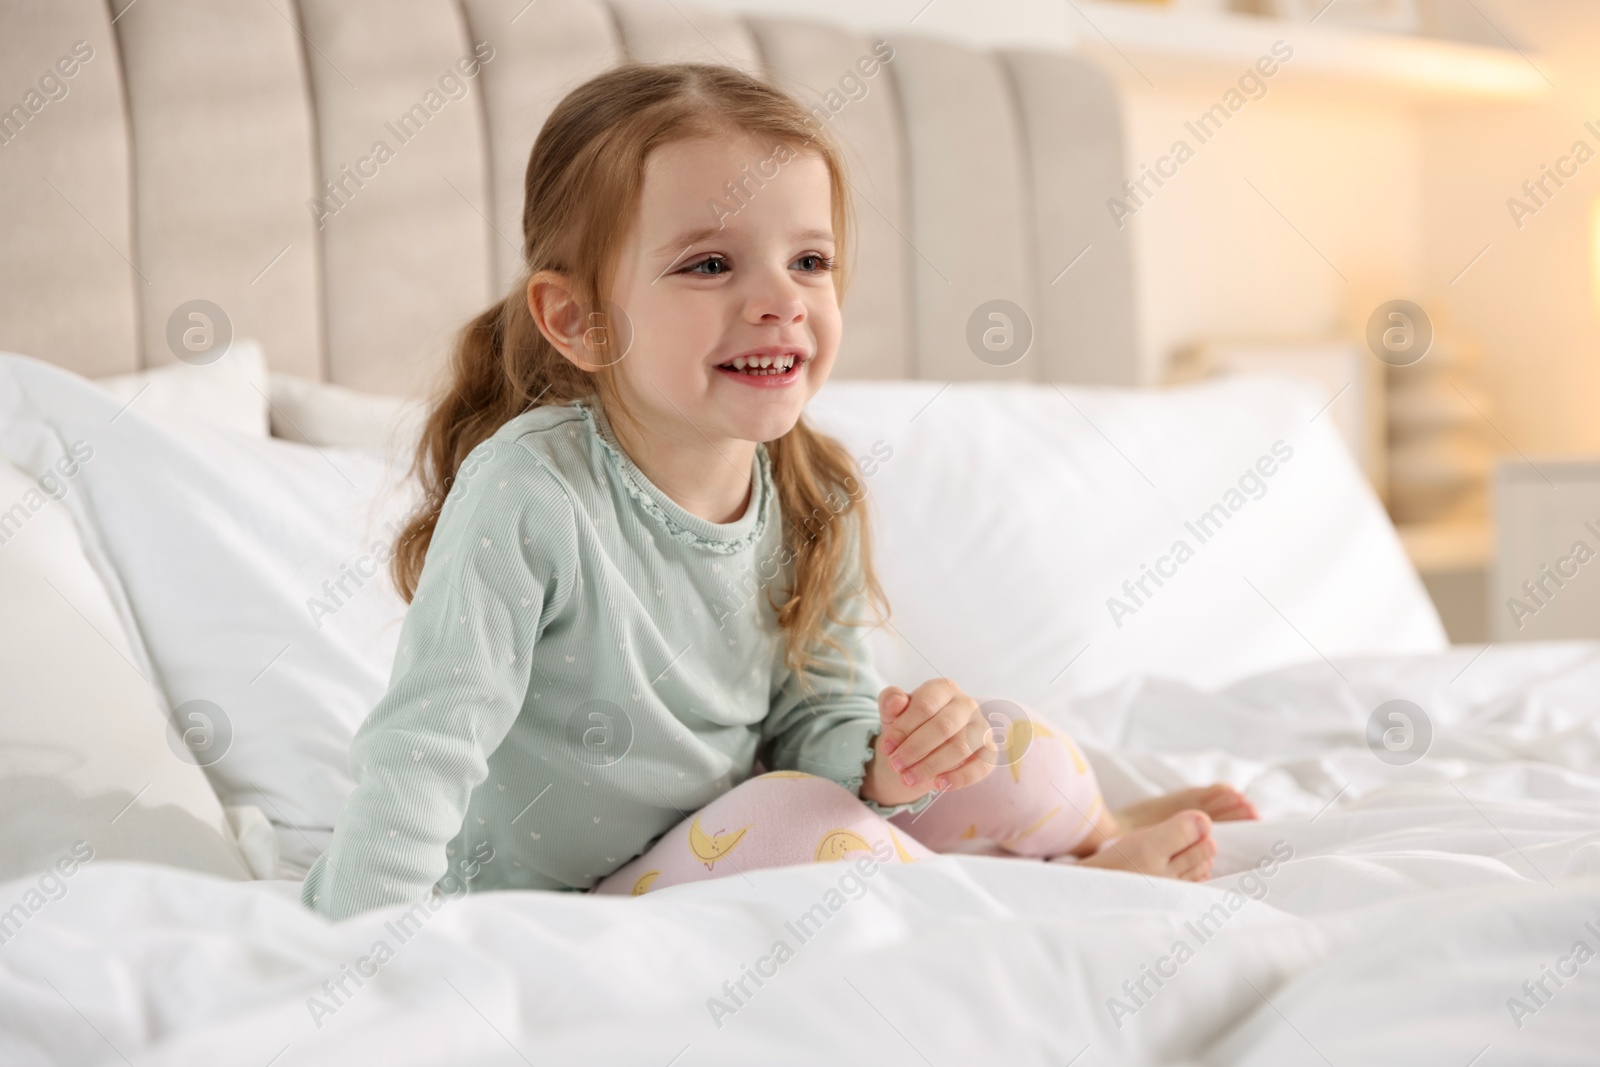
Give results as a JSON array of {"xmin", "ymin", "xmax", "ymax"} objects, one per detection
[{"xmin": 301, "ymin": 397, "xmax": 935, "ymax": 920}]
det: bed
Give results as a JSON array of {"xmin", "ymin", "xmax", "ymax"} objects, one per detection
[{"xmin": 3, "ymin": 1, "xmax": 1598, "ymax": 1064}]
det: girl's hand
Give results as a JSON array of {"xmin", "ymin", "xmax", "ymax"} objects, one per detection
[{"xmin": 860, "ymin": 679, "xmax": 997, "ymax": 808}]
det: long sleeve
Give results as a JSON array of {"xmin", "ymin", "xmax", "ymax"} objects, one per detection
[
  {"xmin": 301, "ymin": 441, "xmax": 578, "ymax": 920},
  {"xmin": 761, "ymin": 511, "xmax": 937, "ymax": 821}
]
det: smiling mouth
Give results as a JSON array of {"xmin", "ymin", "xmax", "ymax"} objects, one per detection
[{"xmin": 716, "ymin": 353, "xmax": 804, "ymax": 376}]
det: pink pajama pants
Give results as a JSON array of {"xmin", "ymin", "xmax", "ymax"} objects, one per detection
[{"xmin": 591, "ymin": 699, "xmax": 1105, "ymax": 896}]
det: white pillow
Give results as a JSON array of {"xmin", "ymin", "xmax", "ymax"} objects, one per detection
[
  {"xmin": 0, "ymin": 458, "xmax": 254, "ymax": 882},
  {"xmin": 0, "ymin": 356, "xmax": 1446, "ymax": 862},
  {"xmin": 268, "ymin": 372, "xmax": 426, "ymax": 452},
  {"xmin": 0, "ymin": 353, "xmax": 416, "ymax": 838},
  {"xmin": 804, "ymin": 377, "xmax": 1447, "ymax": 708},
  {"xmin": 95, "ymin": 339, "xmax": 271, "ymax": 438}
]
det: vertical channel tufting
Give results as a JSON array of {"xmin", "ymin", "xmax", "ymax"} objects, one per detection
[
  {"xmin": 0, "ymin": 1, "xmax": 137, "ymax": 377},
  {"xmin": 748, "ymin": 19, "xmax": 911, "ymax": 381},
  {"xmin": 608, "ymin": 1, "xmax": 762, "ymax": 74},
  {"xmin": 1, "ymin": 4, "xmax": 1146, "ymax": 392},
  {"xmin": 297, "ymin": 0, "xmax": 494, "ymax": 396},
  {"xmin": 885, "ymin": 35, "xmax": 1034, "ymax": 383},
  {"xmin": 1003, "ymin": 51, "xmax": 1140, "ymax": 385},
  {"xmin": 458, "ymin": 0, "xmax": 621, "ymax": 295},
  {"xmin": 111, "ymin": 0, "xmax": 322, "ymax": 376}
]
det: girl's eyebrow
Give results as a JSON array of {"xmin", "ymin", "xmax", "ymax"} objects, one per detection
[
  {"xmin": 652, "ymin": 225, "xmax": 836, "ymax": 258},
  {"xmin": 653, "ymin": 226, "xmax": 720, "ymax": 257}
]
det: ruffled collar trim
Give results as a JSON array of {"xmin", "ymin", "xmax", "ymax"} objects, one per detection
[{"xmin": 568, "ymin": 397, "xmax": 772, "ymax": 554}]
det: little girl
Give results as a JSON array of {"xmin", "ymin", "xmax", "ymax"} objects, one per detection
[{"xmin": 301, "ymin": 62, "xmax": 1256, "ymax": 921}]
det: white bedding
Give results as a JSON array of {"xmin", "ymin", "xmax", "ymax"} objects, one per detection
[
  {"xmin": 5, "ymin": 642, "xmax": 1598, "ymax": 1066},
  {"xmin": 0, "ymin": 357, "xmax": 1457, "ymax": 885}
]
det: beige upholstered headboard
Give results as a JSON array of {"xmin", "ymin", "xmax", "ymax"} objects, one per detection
[{"xmin": 0, "ymin": 0, "xmax": 1138, "ymax": 396}]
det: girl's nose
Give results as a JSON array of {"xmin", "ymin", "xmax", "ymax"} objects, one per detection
[{"xmin": 745, "ymin": 272, "xmax": 806, "ymax": 326}]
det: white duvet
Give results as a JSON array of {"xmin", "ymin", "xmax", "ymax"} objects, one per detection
[{"xmin": 4, "ymin": 641, "xmax": 1598, "ymax": 1067}]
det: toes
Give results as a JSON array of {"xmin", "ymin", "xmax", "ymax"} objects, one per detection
[
  {"xmin": 1076, "ymin": 812, "xmax": 1219, "ymax": 881},
  {"xmin": 1170, "ymin": 843, "xmax": 1212, "ymax": 879},
  {"xmin": 1136, "ymin": 810, "xmax": 1212, "ymax": 861},
  {"xmin": 1170, "ymin": 834, "xmax": 1217, "ymax": 881},
  {"xmin": 1200, "ymin": 784, "xmax": 1260, "ymax": 822},
  {"xmin": 1173, "ymin": 826, "xmax": 1217, "ymax": 863},
  {"xmin": 1147, "ymin": 811, "xmax": 1192, "ymax": 846},
  {"xmin": 1182, "ymin": 809, "xmax": 1214, "ymax": 844}
]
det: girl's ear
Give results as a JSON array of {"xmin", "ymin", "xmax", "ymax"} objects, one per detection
[
  {"xmin": 528, "ymin": 271, "xmax": 631, "ymax": 373},
  {"xmin": 527, "ymin": 270, "xmax": 587, "ymax": 367}
]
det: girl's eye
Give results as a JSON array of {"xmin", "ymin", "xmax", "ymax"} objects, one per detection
[
  {"xmin": 679, "ymin": 252, "xmax": 834, "ymax": 276},
  {"xmin": 683, "ymin": 255, "xmax": 729, "ymax": 276},
  {"xmin": 793, "ymin": 253, "xmax": 835, "ymax": 273}
]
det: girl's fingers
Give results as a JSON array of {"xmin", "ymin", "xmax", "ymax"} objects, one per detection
[
  {"xmin": 930, "ymin": 750, "xmax": 993, "ymax": 791},
  {"xmin": 903, "ymin": 735, "xmax": 991, "ymax": 788},
  {"xmin": 920, "ymin": 715, "xmax": 994, "ymax": 777},
  {"xmin": 884, "ymin": 696, "xmax": 964, "ymax": 772},
  {"xmin": 879, "ymin": 679, "xmax": 959, "ymax": 757},
  {"xmin": 878, "ymin": 687, "xmax": 911, "ymax": 722},
  {"xmin": 890, "ymin": 699, "xmax": 982, "ymax": 781}
]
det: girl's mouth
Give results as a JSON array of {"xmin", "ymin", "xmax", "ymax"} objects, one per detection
[{"xmin": 715, "ymin": 351, "xmax": 806, "ymax": 387}]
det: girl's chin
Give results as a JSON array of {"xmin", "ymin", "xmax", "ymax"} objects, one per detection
[
  {"xmin": 734, "ymin": 407, "xmax": 805, "ymax": 443},
  {"xmin": 713, "ymin": 396, "xmax": 808, "ymax": 441}
]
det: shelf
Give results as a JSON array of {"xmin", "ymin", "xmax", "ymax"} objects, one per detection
[
  {"xmin": 1065, "ymin": 2, "xmax": 1551, "ymax": 101},
  {"xmin": 1397, "ymin": 519, "xmax": 1493, "ymax": 573},
  {"xmin": 698, "ymin": 0, "xmax": 1551, "ymax": 102}
]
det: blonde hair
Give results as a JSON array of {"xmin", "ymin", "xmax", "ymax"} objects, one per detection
[{"xmin": 391, "ymin": 62, "xmax": 888, "ymax": 687}]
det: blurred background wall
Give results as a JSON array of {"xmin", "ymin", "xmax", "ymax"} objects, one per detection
[{"xmin": 697, "ymin": 0, "xmax": 1600, "ymax": 643}]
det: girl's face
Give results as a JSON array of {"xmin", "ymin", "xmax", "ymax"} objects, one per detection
[{"xmin": 605, "ymin": 133, "xmax": 841, "ymax": 448}]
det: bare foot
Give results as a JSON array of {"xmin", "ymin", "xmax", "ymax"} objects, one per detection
[
  {"xmin": 1075, "ymin": 811, "xmax": 1217, "ymax": 882},
  {"xmin": 1114, "ymin": 784, "xmax": 1258, "ymax": 832}
]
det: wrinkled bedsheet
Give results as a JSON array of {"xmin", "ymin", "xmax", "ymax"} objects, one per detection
[{"xmin": 4, "ymin": 641, "xmax": 1599, "ymax": 1066}]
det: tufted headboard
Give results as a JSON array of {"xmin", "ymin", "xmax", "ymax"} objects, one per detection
[{"xmin": 0, "ymin": 0, "xmax": 1138, "ymax": 396}]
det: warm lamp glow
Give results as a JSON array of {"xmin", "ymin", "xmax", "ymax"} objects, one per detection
[{"xmin": 1594, "ymin": 198, "xmax": 1600, "ymax": 315}]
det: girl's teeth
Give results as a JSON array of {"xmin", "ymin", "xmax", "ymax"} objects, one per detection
[{"xmin": 724, "ymin": 355, "xmax": 796, "ymax": 374}]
